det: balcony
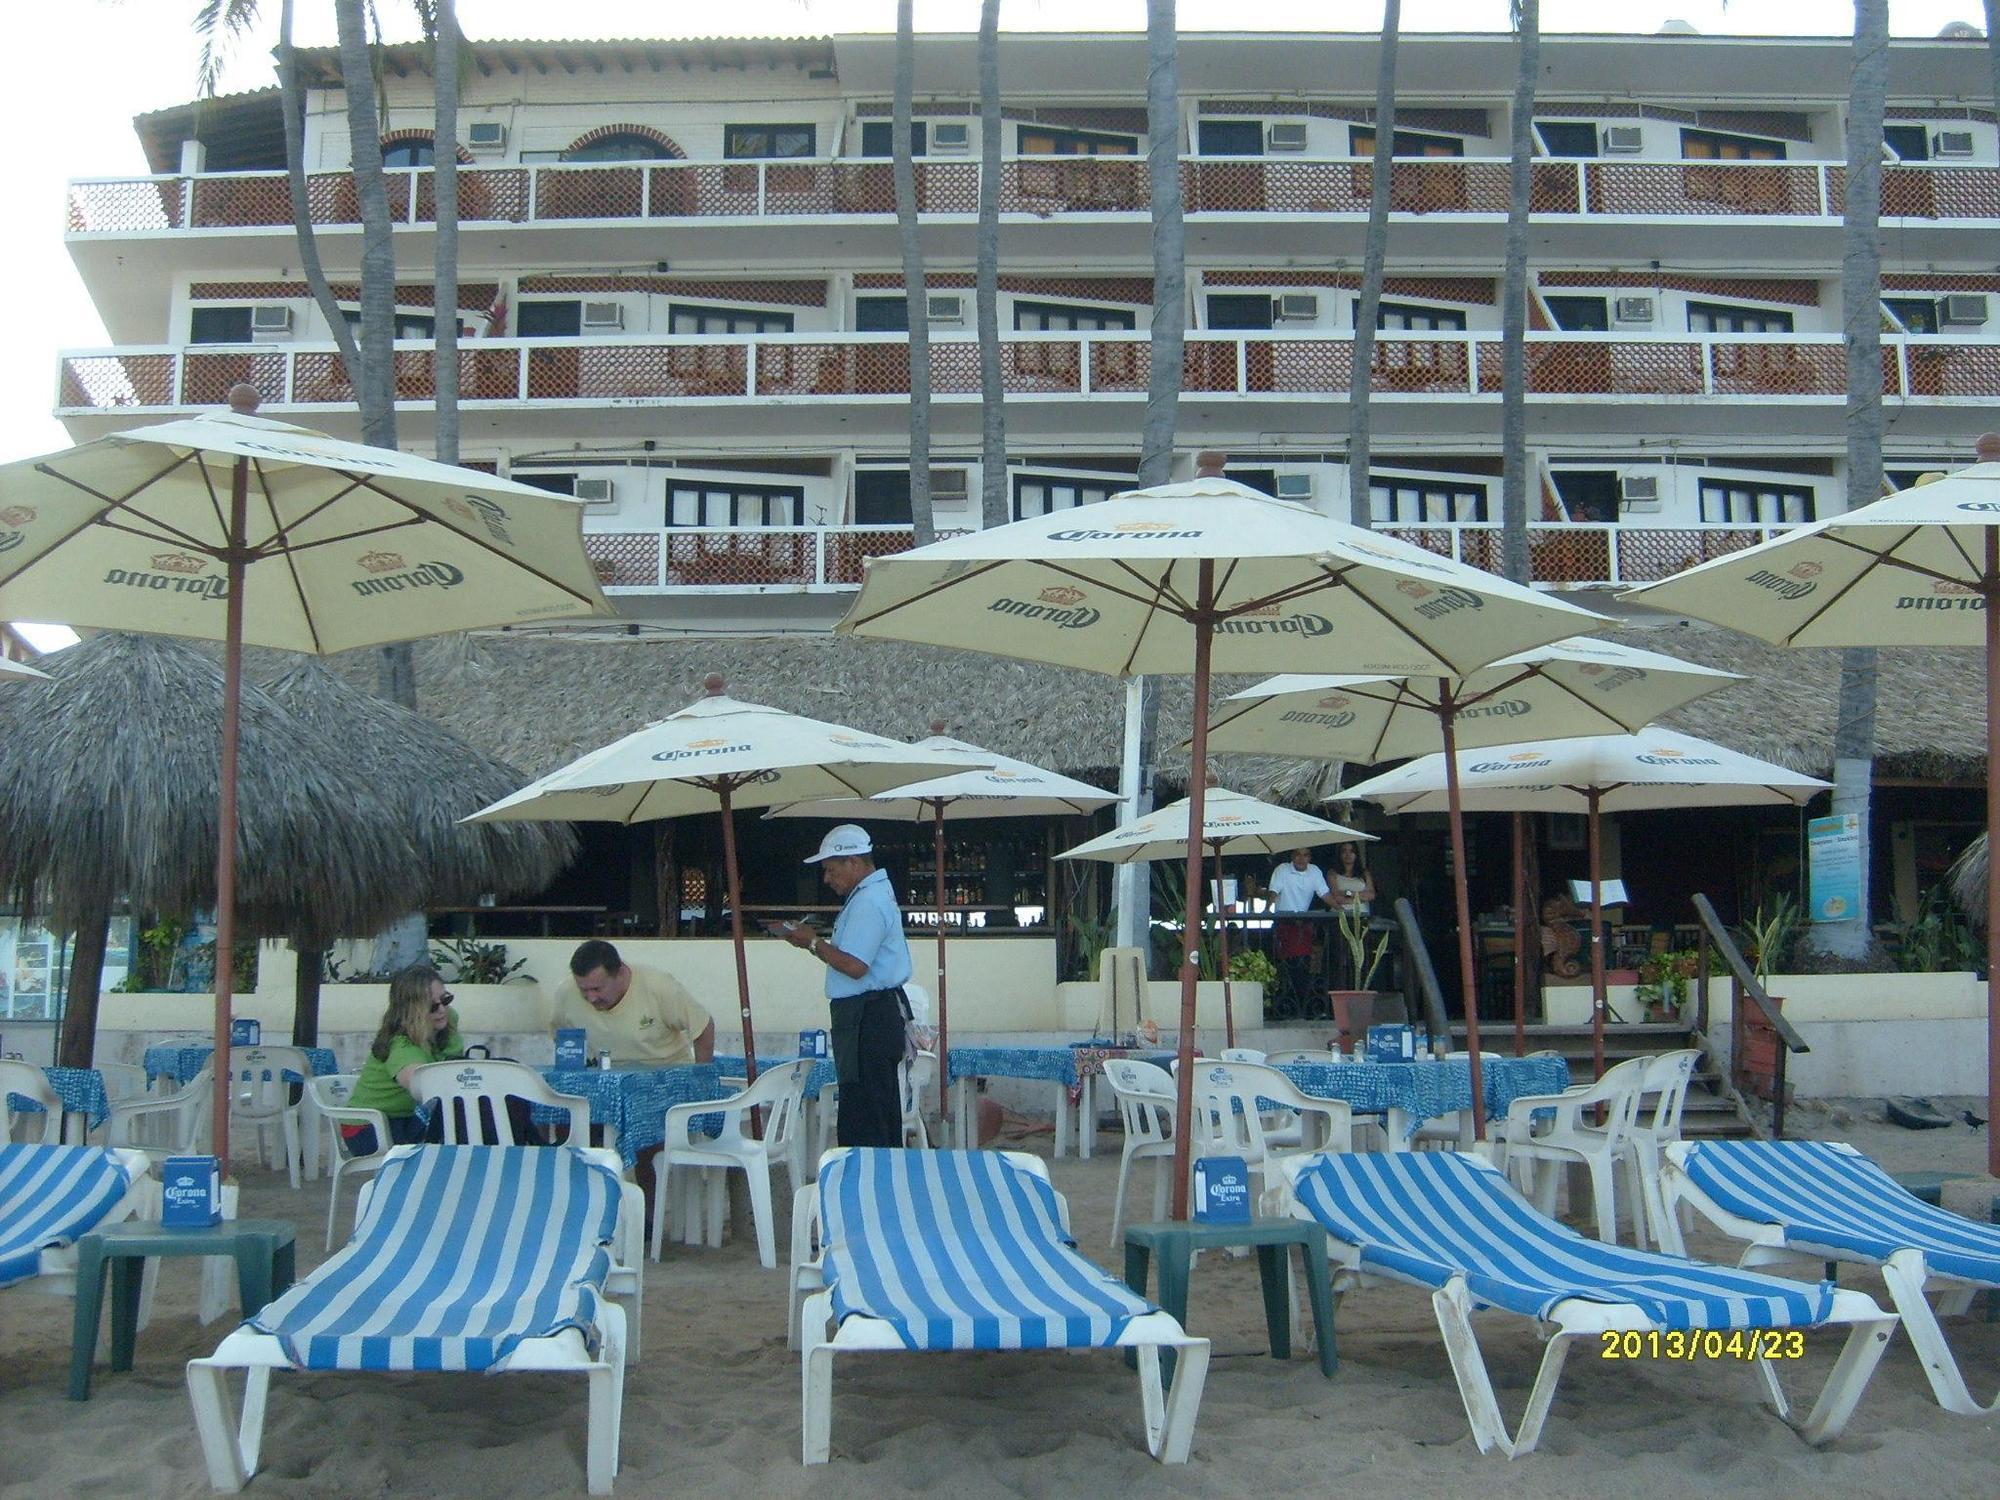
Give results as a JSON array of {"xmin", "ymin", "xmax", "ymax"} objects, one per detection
[{"xmin": 54, "ymin": 331, "xmax": 2000, "ymax": 443}]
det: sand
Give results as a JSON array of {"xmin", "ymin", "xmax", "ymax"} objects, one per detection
[{"xmin": 3, "ymin": 1102, "xmax": 1997, "ymax": 1499}]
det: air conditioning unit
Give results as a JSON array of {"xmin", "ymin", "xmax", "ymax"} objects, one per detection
[
  {"xmin": 466, "ymin": 121, "xmax": 507, "ymax": 151},
  {"xmin": 1941, "ymin": 293, "xmax": 1989, "ymax": 326},
  {"xmin": 931, "ymin": 121, "xmax": 971, "ymax": 153},
  {"xmin": 1275, "ymin": 292, "xmax": 1320, "ymax": 322},
  {"xmin": 574, "ymin": 477, "xmax": 617, "ymax": 506},
  {"xmin": 1601, "ymin": 125, "xmax": 1645, "ymax": 154},
  {"xmin": 1275, "ymin": 472, "xmax": 1315, "ymax": 501},
  {"xmin": 249, "ymin": 305, "xmax": 292, "ymax": 333},
  {"xmin": 581, "ymin": 301, "xmax": 624, "ymax": 330},
  {"xmin": 929, "ymin": 468, "xmax": 970, "ymax": 503},
  {"xmin": 1265, "ymin": 121, "xmax": 1309, "ymax": 152},
  {"xmin": 1612, "ymin": 295, "xmax": 1657, "ymax": 324},
  {"xmin": 926, "ymin": 293, "xmax": 967, "ymax": 323},
  {"xmin": 1618, "ymin": 473, "xmax": 1661, "ymax": 507},
  {"xmin": 1933, "ymin": 129, "xmax": 1977, "ymax": 158}
]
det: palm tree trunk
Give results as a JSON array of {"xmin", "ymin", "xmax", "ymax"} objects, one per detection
[
  {"xmin": 431, "ymin": 0, "xmax": 462, "ymax": 467},
  {"xmin": 57, "ymin": 895, "xmax": 112, "ymax": 1070},
  {"xmin": 976, "ymin": 0, "xmax": 1007, "ymax": 529},
  {"xmin": 333, "ymin": 0, "xmax": 397, "ymax": 451},
  {"xmin": 1498, "ymin": 0, "xmax": 1540, "ymax": 587},
  {"xmin": 1821, "ymin": 0, "xmax": 1888, "ymax": 961},
  {"xmin": 1348, "ymin": 0, "xmax": 1401, "ymax": 527},
  {"xmin": 275, "ymin": 0, "xmax": 364, "ymax": 389},
  {"xmin": 290, "ymin": 937, "xmax": 325, "ymax": 1048},
  {"xmin": 1137, "ymin": 0, "xmax": 1185, "ymax": 486},
  {"xmin": 894, "ymin": 0, "xmax": 934, "ymax": 547}
]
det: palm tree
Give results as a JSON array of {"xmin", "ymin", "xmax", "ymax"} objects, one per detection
[
  {"xmin": 1137, "ymin": 0, "xmax": 1185, "ymax": 486},
  {"xmin": 1498, "ymin": 0, "xmax": 1540, "ymax": 586},
  {"xmin": 1347, "ymin": 0, "xmax": 1401, "ymax": 527},
  {"xmin": 1820, "ymin": 0, "xmax": 1888, "ymax": 960},
  {"xmin": 893, "ymin": 0, "xmax": 935, "ymax": 547},
  {"xmin": 424, "ymin": 0, "xmax": 462, "ymax": 468},
  {"xmin": 975, "ymin": 0, "xmax": 1007, "ymax": 529}
]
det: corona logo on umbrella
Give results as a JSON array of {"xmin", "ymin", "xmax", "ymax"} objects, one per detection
[
  {"xmin": 1396, "ymin": 579, "xmax": 1434, "ymax": 599},
  {"xmin": 1790, "ymin": 560, "xmax": 1824, "ymax": 580},
  {"xmin": 153, "ymin": 551, "xmax": 207, "ymax": 576},
  {"xmin": 359, "ymin": 550, "xmax": 407, "ymax": 575},
  {"xmin": 1037, "ymin": 585, "xmax": 1086, "ymax": 607},
  {"xmin": 0, "ymin": 506, "xmax": 34, "ymax": 551}
]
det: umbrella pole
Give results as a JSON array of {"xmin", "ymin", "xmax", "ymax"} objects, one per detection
[
  {"xmin": 932, "ymin": 803, "xmax": 950, "ymax": 1122},
  {"xmin": 1589, "ymin": 788, "xmax": 1606, "ymax": 1081},
  {"xmin": 1169, "ymin": 561, "xmax": 1216, "ymax": 1221},
  {"xmin": 210, "ymin": 453, "xmax": 250, "ymax": 1173},
  {"xmin": 1437, "ymin": 685, "xmax": 1486, "ymax": 1141},
  {"xmin": 1987, "ymin": 533, "xmax": 1998, "ymax": 1178},
  {"xmin": 716, "ymin": 780, "xmax": 758, "ymax": 1090},
  {"xmin": 1512, "ymin": 811, "xmax": 1528, "ymax": 1056},
  {"xmin": 1212, "ymin": 841, "xmax": 1235, "ymax": 1048}
]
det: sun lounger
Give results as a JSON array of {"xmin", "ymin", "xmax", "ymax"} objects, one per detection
[
  {"xmin": 186, "ymin": 1145, "xmax": 643, "ymax": 1495},
  {"xmin": 0, "ymin": 1143, "xmax": 154, "ymax": 1292},
  {"xmin": 1666, "ymin": 1138, "xmax": 2000, "ymax": 1416},
  {"xmin": 790, "ymin": 1147, "xmax": 1209, "ymax": 1464},
  {"xmin": 1277, "ymin": 1149, "xmax": 1893, "ymax": 1456}
]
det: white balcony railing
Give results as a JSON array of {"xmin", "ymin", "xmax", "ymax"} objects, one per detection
[
  {"xmin": 62, "ymin": 155, "xmax": 2000, "ymax": 235},
  {"xmin": 54, "ymin": 331, "xmax": 2000, "ymax": 414}
]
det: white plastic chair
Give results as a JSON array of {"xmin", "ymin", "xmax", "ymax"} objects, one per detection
[
  {"xmin": 409, "ymin": 1059, "xmax": 589, "ymax": 1146},
  {"xmin": 107, "ymin": 1065, "xmax": 211, "ymax": 1163},
  {"xmin": 225, "ymin": 1045, "xmax": 311, "ymax": 1187},
  {"xmin": 1492, "ymin": 1054, "xmax": 1649, "ymax": 1244},
  {"xmin": 307, "ymin": 1074, "xmax": 395, "ymax": 1250},
  {"xmin": 1627, "ymin": 1049, "xmax": 1701, "ymax": 1253},
  {"xmin": 1102, "ymin": 1058, "xmax": 1177, "ymax": 1251},
  {"xmin": 0, "ymin": 1060, "xmax": 62, "ymax": 1143},
  {"xmin": 1188, "ymin": 1060, "xmax": 1352, "ymax": 1201},
  {"xmin": 1220, "ymin": 1045, "xmax": 1302, "ymax": 1148},
  {"xmin": 899, "ymin": 1051, "xmax": 936, "ymax": 1149},
  {"xmin": 653, "ymin": 1057, "xmax": 816, "ymax": 1269}
]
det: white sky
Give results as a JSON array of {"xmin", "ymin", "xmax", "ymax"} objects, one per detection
[{"xmin": 2, "ymin": 0, "xmax": 1982, "ymax": 480}]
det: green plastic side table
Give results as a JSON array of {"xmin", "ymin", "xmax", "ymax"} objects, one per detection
[
  {"xmin": 68, "ymin": 1219, "xmax": 297, "ymax": 1400},
  {"xmin": 1122, "ymin": 1216, "xmax": 1337, "ymax": 1387}
]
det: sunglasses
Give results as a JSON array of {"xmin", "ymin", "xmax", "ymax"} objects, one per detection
[{"xmin": 431, "ymin": 993, "xmax": 454, "ymax": 1009}]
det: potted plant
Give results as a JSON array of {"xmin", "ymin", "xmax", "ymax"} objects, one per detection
[
  {"xmin": 1734, "ymin": 895, "xmax": 1799, "ymax": 1093},
  {"xmin": 1330, "ymin": 902, "xmax": 1392, "ymax": 1051},
  {"xmin": 1634, "ymin": 948, "xmax": 1700, "ymax": 1025}
]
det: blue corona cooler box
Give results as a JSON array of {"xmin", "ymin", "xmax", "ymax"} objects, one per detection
[
  {"xmin": 1193, "ymin": 1155, "xmax": 1252, "ymax": 1224},
  {"xmin": 229, "ymin": 1018, "xmax": 260, "ymax": 1047},
  {"xmin": 1366, "ymin": 1024, "xmax": 1416, "ymax": 1064},
  {"xmin": 798, "ymin": 1029, "xmax": 830, "ymax": 1059},
  {"xmin": 554, "ymin": 1028, "xmax": 589, "ymax": 1069},
  {"xmin": 162, "ymin": 1155, "xmax": 222, "ymax": 1228}
]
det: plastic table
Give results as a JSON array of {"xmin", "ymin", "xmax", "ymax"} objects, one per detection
[
  {"xmin": 8, "ymin": 1067, "xmax": 110, "ymax": 1141},
  {"xmin": 68, "ymin": 1218, "xmax": 296, "ymax": 1399}
]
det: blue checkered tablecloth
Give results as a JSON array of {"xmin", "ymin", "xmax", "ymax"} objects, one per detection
[
  {"xmin": 7, "ymin": 1067, "xmax": 111, "ymax": 1130},
  {"xmin": 538, "ymin": 1063, "xmax": 726, "ymax": 1170},
  {"xmin": 712, "ymin": 1054, "xmax": 838, "ymax": 1095},
  {"xmin": 1276, "ymin": 1055, "xmax": 1571, "ymax": 1141},
  {"xmin": 945, "ymin": 1046, "xmax": 1081, "ymax": 1087},
  {"xmin": 143, "ymin": 1044, "xmax": 338, "ymax": 1087}
]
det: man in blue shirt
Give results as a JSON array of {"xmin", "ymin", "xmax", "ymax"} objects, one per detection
[{"xmin": 782, "ymin": 824, "xmax": 912, "ymax": 1148}]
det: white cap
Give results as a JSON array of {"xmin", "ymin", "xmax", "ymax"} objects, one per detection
[{"xmin": 804, "ymin": 823, "xmax": 873, "ymax": 864}]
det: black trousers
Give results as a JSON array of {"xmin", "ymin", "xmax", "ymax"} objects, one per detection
[{"xmin": 830, "ymin": 989, "xmax": 906, "ymax": 1149}]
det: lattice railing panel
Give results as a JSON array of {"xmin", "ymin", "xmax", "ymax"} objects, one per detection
[
  {"xmin": 1829, "ymin": 166, "xmax": 2000, "ymax": 220},
  {"xmin": 1003, "ymin": 158, "xmax": 1148, "ymax": 213},
  {"xmin": 1904, "ymin": 344, "xmax": 2000, "ymax": 398},
  {"xmin": 823, "ymin": 528, "xmax": 970, "ymax": 585},
  {"xmin": 1708, "ymin": 342, "xmax": 1845, "ymax": 396},
  {"xmin": 1476, "ymin": 341, "xmax": 1704, "ymax": 395},
  {"xmin": 1183, "ymin": 341, "xmax": 1242, "ymax": 393},
  {"xmin": 68, "ymin": 179, "xmax": 183, "ymax": 232},
  {"xmin": 534, "ymin": 166, "xmax": 646, "ymax": 220},
  {"xmin": 415, "ymin": 169, "xmax": 530, "ymax": 223},
  {"xmin": 1246, "ymin": 340, "xmax": 1352, "ymax": 393},
  {"xmin": 1586, "ymin": 162, "xmax": 1825, "ymax": 217},
  {"xmin": 1089, "ymin": 342, "xmax": 1148, "ymax": 393},
  {"xmin": 522, "ymin": 345, "xmax": 749, "ymax": 400},
  {"xmin": 179, "ymin": 351, "xmax": 288, "ymax": 408},
  {"xmin": 663, "ymin": 531, "xmax": 815, "ymax": 587},
  {"xmin": 754, "ymin": 344, "xmax": 909, "ymax": 397},
  {"xmin": 1379, "ymin": 527, "xmax": 1457, "ymax": 560},
  {"xmin": 584, "ymin": 533, "xmax": 662, "ymax": 588},
  {"xmin": 58, "ymin": 355, "xmax": 175, "ymax": 410},
  {"xmin": 1612, "ymin": 528, "xmax": 1764, "ymax": 583},
  {"xmin": 1526, "ymin": 531, "xmax": 1614, "ymax": 584},
  {"xmin": 289, "ymin": 350, "xmax": 437, "ymax": 404},
  {"xmin": 1372, "ymin": 340, "xmax": 1471, "ymax": 394},
  {"xmin": 190, "ymin": 175, "xmax": 292, "ymax": 228},
  {"xmin": 929, "ymin": 342, "xmax": 1083, "ymax": 395}
]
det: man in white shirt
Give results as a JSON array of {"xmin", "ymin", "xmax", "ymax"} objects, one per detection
[{"xmin": 1266, "ymin": 848, "xmax": 1332, "ymax": 1018}]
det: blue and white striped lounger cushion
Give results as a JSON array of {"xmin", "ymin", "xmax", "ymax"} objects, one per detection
[
  {"xmin": 820, "ymin": 1149, "xmax": 1157, "ymax": 1351},
  {"xmin": 1293, "ymin": 1152, "xmax": 1835, "ymax": 1330},
  {"xmin": 247, "ymin": 1146, "xmax": 621, "ymax": 1372},
  {"xmin": 0, "ymin": 1144, "xmax": 136, "ymax": 1289},
  {"xmin": 1681, "ymin": 1139, "xmax": 2000, "ymax": 1286}
]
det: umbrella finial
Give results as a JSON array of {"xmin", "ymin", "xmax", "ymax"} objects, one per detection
[
  {"xmin": 1977, "ymin": 433, "xmax": 2000, "ymax": 464},
  {"xmin": 225, "ymin": 384, "xmax": 261, "ymax": 415},
  {"xmin": 929, "ymin": 719, "xmax": 947, "ymax": 736},
  {"xmin": 1194, "ymin": 451, "xmax": 1227, "ymax": 479},
  {"xmin": 703, "ymin": 673, "xmax": 726, "ymax": 696}
]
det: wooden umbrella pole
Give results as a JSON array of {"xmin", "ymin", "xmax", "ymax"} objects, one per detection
[
  {"xmin": 716, "ymin": 779, "xmax": 759, "ymax": 1088},
  {"xmin": 1169, "ymin": 560, "xmax": 1216, "ymax": 1221},
  {"xmin": 1512, "ymin": 810, "xmax": 1528, "ymax": 1056},
  {"xmin": 1589, "ymin": 787, "xmax": 1606, "ymax": 1081},
  {"xmin": 1437, "ymin": 684, "xmax": 1487, "ymax": 1140},
  {"xmin": 932, "ymin": 803, "xmax": 950, "ymax": 1119},
  {"xmin": 1986, "ymin": 531, "xmax": 1998, "ymax": 1178},
  {"xmin": 210, "ymin": 452, "xmax": 250, "ymax": 1172},
  {"xmin": 1212, "ymin": 841, "xmax": 1235, "ymax": 1048}
]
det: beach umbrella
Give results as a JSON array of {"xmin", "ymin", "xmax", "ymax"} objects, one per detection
[
  {"xmin": 1205, "ymin": 635, "xmax": 1742, "ymax": 1051},
  {"xmin": 468, "ymin": 677, "xmax": 988, "ymax": 1081},
  {"xmin": 1057, "ymin": 785, "xmax": 1372, "ymax": 1048},
  {"xmin": 0, "ymin": 658, "xmax": 48, "ymax": 682},
  {"xmin": 1622, "ymin": 457, "xmax": 2000, "ymax": 1171},
  {"xmin": 0, "ymin": 389, "xmax": 610, "ymax": 1164},
  {"xmin": 838, "ymin": 456, "xmax": 1602, "ymax": 1211},
  {"xmin": 1340, "ymin": 730, "xmax": 1829, "ymax": 1078},
  {"xmin": 766, "ymin": 722, "xmax": 1117, "ymax": 1114}
]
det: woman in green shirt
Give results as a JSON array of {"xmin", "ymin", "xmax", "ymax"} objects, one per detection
[{"xmin": 343, "ymin": 964, "xmax": 464, "ymax": 1154}]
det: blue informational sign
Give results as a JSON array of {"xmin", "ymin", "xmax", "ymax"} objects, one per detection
[
  {"xmin": 228, "ymin": 1017, "xmax": 260, "ymax": 1047},
  {"xmin": 554, "ymin": 1028, "xmax": 589, "ymax": 1068},
  {"xmin": 1193, "ymin": 1155, "xmax": 1252, "ymax": 1224},
  {"xmin": 1807, "ymin": 814, "xmax": 1862, "ymax": 924},
  {"xmin": 162, "ymin": 1155, "xmax": 222, "ymax": 1228},
  {"xmin": 1366, "ymin": 1024, "xmax": 1417, "ymax": 1063}
]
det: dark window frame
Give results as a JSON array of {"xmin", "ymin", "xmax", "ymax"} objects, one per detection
[
  {"xmin": 1348, "ymin": 125, "xmax": 1466, "ymax": 158},
  {"xmin": 1534, "ymin": 120, "xmax": 1600, "ymax": 158},
  {"xmin": 1697, "ymin": 476, "xmax": 1816, "ymax": 525},
  {"xmin": 724, "ymin": 123, "xmax": 818, "ymax": 159},
  {"xmin": 1205, "ymin": 293, "xmax": 1275, "ymax": 330},
  {"xmin": 1012, "ymin": 299, "xmax": 1137, "ymax": 333},
  {"xmin": 1685, "ymin": 299, "xmax": 1796, "ymax": 335},
  {"xmin": 1680, "ymin": 127, "xmax": 1787, "ymax": 161},
  {"xmin": 1543, "ymin": 294, "xmax": 1611, "ymax": 331},
  {"xmin": 1363, "ymin": 298, "xmax": 1469, "ymax": 332},
  {"xmin": 1016, "ymin": 124, "xmax": 1139, "ymax": 156},
  {"xmin": 1884, "ymin": 297, "xmax": 1941, "ymax": 333},
  {"xmin": 667, "ymin": 478, "xmax": 807, "ymax": 528},
  {"xmin": 1368, "ymin": 473, "xmax": 1489, "ymax": 524},
  {"xmin": 858, "ymin": 120, "xmax": 926, "ymax": 158},
  {"xmin": 854, "ymin": 296, "xmax": 910, "ymax": 332},
  {"xmin": 666, "ymin": 303, "xmax": 796, "ymax": 335},
  {"xmin": 515, "ymin": 300, "xmax": 584, "ymax": 338},
  {"xmin": 1011, "ymin": 470, "xmax": 1121, "ymax": 522},
  {"xmin": 1883, "ymin": 124, "xmax": 1931, "ymax": 162},
  {"xmin": 189, "ymin": 305, "xmax": 255, "ymax": 344},
  {"xmin": 1195, "ymin": 118, "xmax": 1267, "ymax": 156}
]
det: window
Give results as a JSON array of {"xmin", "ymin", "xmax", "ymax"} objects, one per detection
[
  {"xmin": 1349, "ymin": 126, "xmax": 1464, "ymax": 158},
  {"xmin": 859, "ymin": 121, "xmax": 926, "ymax": 157},
  {"xmin": 855, "ymin": 296, "xmax": 909, "ymax": 332},
  {"xmin": 1544, "ymin": 295, "xmax": 1610, "ymax": 331},
  {"xmin": 1535, "ymin": 121, "xmax": 1600, "ymax": 158},
  {"xmin": 1686, "ymin": 300, "xmax": 1795, "ymax": 335},
  {"xmin": 1698, "ymin": 477, "xmax": 1815, "ymax": 524},
  {"xmin": 189, "ymin": 306, "xmax": 253, "ymax": 344},
  {"xmin": 1011, "ymin": 471, "xmax": 1119, "ymax": 521},
  {"xmin": 853, "ymin": 470, "xmax": 913, "ymax": 525},
  {"xmin": 1196, "ymin": 119, "xmax": 1265, "ymax": 156},
  {"xmin": 514, "ymin": 472, "xmax": 578, "ymax": 496},
  {"xmin": 1017, "ymin": 125, "xmax": 1137, "ymax": 156},
  {"xmin": 1551, "ymin": 471, "xmax": 1621, "ymax": 523},
  {"xmin": 1229, "ymin": 469, "xmax": 1278, "ymax": 497},
  {"xmin": 1680, "ymin": 128, "xmax": 1785, "ymax": 161},
  {"xmin": 1883, "ymin": 124, "xmax": 1931, "ymax": 162},
  {"xmin": 565, "ymin": 133, "xmax": 675, "ymax": 163},
  {"xmin": 725, "ymin": 124, "xmax": 817, "ymax": 159},
  {"xmin": 1365, "ymin": 300, "xmax": 1468, "ymax": 332},
  {"xmin": 668, "ymin": 480, "xmax": 804, "ymax": 528},
  {"xmin": 1368, "ymin": 474, "xmax": 1488, "ymax": 524},
  {"xmin": 667, "ymin": 303, "xmax": 795, "ymax": 335},
  {"xmin": 1885, "ymin": 297, "xmax": 1941, "ymax": 333},
  {"xmin": 1206, "ymin": 293, "xmax": 1274, "ymax": 330},
  {"xmin": 342, "ymin": 308, "xmax": 437, "ymax": 341},
  {"xmin": 381, "ymin": 139, "xmax": 435, "ymax": 168},
  {"xmin": 515, "ymin": 301, "xmax": 583, "ymax": 337},
  {"xmin": 1012, "ymin": 300, "xmax": 1136, "ymax": 333}
]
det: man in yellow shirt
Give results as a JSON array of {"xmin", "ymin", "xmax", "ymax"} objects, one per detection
[{"xmin": 548, "ymin": 939, "xmax": 716, "ymax": 1065}]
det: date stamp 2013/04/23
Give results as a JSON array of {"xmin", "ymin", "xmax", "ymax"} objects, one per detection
[{"xmin": 1600, "ymin": 1330, "xmax": 1806, "ymax": 1361}]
